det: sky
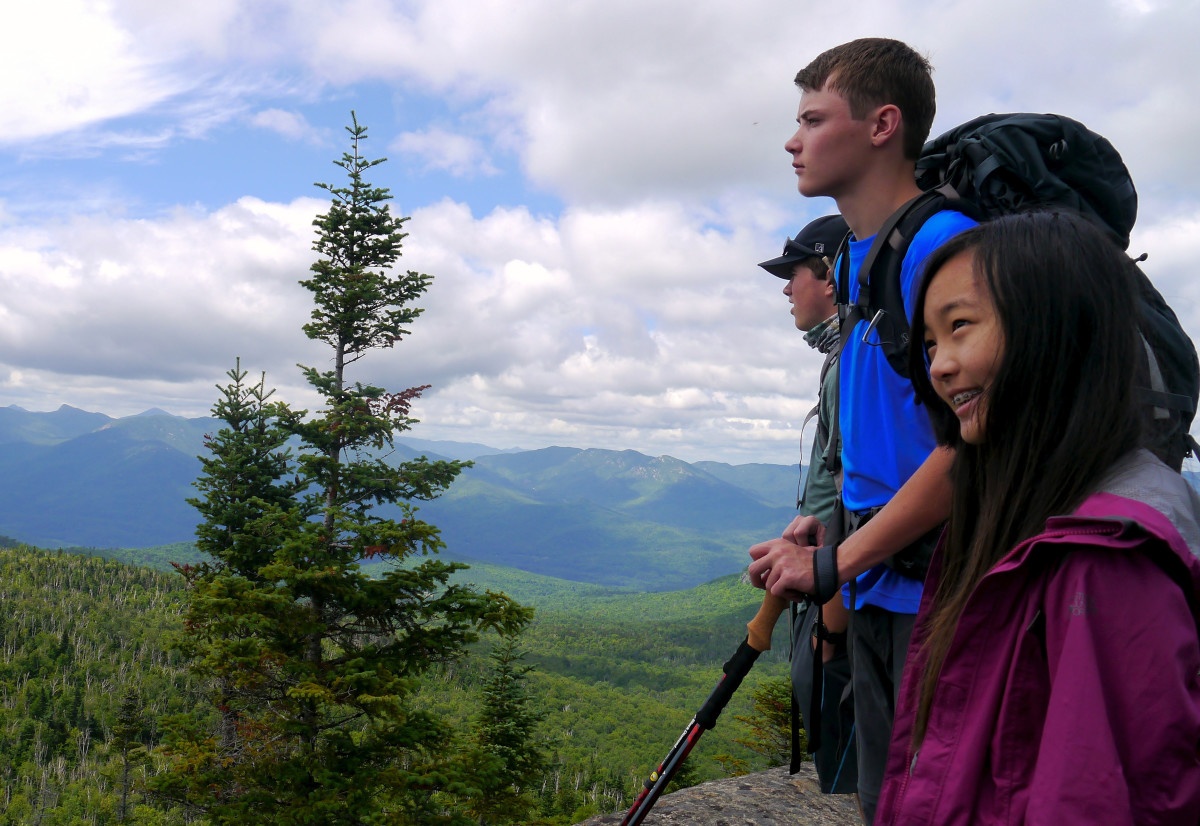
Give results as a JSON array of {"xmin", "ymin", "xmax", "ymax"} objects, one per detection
[{"xmin": 1, "ymin": 0, "xmax": 1198, "ymax": 466}]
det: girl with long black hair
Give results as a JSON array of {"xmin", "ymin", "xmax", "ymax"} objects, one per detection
[{"xmin": 875, "ymin": 211, "xmax": 1200, "ymax": 825}]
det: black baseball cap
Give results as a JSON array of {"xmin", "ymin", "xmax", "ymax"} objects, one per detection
[{"xmin": 758, "ymin": 214, "xmax": 849, "ymax": 279}]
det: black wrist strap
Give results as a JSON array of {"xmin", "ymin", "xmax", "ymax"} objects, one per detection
[{"xmin": 812, "ymin": 543, "xmax": 840, "ymax": 603}]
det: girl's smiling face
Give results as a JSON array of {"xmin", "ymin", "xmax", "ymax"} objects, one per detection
[{"xmin": 922, "ymin": 251, "xmax": 1005, "ymax": 445}]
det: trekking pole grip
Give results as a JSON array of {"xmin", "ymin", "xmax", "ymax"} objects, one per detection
[
  {"xmin": 695, "ymin": 594, "xmax": 787, "ymax": 729},
  {"xmin": 747, "ymin": 592, "xmax": 788, "ymax": 653}
]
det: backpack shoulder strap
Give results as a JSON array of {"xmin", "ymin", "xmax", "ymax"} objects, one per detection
[
  {"xmin": 837, "ymin": 188, "xmax": 959, "ymax": 379},
  {"xmin": 798, "ymin": 347, "xmax": 843, "ymax": 506},
  {"xmin": 855, "ymin": 190, "xmax": 941, "ymax": 309}
]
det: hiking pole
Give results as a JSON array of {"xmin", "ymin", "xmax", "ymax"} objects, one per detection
[{"xmin": 620, "ymin": 592, "xmax": 787, "ymax": 826}]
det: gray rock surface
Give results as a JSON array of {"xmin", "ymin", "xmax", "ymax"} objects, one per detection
[{"xmin": 578, "ymin": 764, "xmax": 862, "ymax": 825}]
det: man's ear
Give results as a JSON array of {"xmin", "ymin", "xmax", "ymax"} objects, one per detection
[
  {"xmin": 823, "ymin": 277, "xmax": 835, "ymax": 299},
  {"xmin": 870, "ymin": 103, "xmax": 904, "ymax": 149}
]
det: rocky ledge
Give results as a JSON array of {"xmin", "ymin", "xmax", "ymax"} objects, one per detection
[{"xmin": 579, "ymin": 764, "xmax": 862, "ymax": 825}]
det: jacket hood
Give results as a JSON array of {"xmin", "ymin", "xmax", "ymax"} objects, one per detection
[{"xmin": 1097, "ymin": 449, "xmax": 1200, "ymax": 558}]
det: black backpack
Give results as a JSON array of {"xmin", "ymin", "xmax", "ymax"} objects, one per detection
[{"xmin": 841, "ymin": 112, "xmax": 1200, "ymax": 470}]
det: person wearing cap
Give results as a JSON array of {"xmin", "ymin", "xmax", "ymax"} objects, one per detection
[
  {"xmin": 758, "ymin": 214, "xmax": 847, "ymax": 530},
  {"xmin": 758, "ymin": 213, "xmax": 857, "ymax": 795}
]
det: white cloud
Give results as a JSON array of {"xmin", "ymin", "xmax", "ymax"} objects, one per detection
[
  {"xmin": 200, "ymin": 0, "xmax": 1195, "ymax": 217},
  {"xmin": 249, "ymin": 108, "xmax": 324, "ymax": 143},
  {"xmin": 392, "ymin": 128, "xmax": 499, "ymax": 178},
  {"xmin": 0, "ymin": 196, "xmax": 324, "ymax": 396},
  {"xmin": 1, "ymin": 0, "xmax": 1199, "ymax": 465},
  {"xmin": 0, "ymin": 0, "xmax": 186, "ymax": 144},
  {"xmin": 4, "ymin": 181, "xmax": 1198, "ymax": 464},
  {"xmin": 0, "ymin": 187, "xmax": 830, "ymax": 462},
  {"xmin": 0, "ymin": 2, "xmax": 314, "ymax": 158}
]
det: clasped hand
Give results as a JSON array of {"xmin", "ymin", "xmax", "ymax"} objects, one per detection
[{"xmin": 747, "ymin": 513, "xmax": 825, "ymax": 602}]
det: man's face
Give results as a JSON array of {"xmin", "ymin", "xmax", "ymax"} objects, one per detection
[
  {"xmin": 783, "ymin": 262, "xmax": 836, "ymax": 332},
  {"xmin": 784, "ymin": 87, "xmax": 876, "ymax": 200}
]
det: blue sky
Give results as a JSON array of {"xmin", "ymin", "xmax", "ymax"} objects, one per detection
[
  {"xmin": 1, "ymin": 0, "xmax": 1197, "ymax": 465},
  {"xmin": 0, "ymin": 78, "xmax": 555, "ymax": 219}
]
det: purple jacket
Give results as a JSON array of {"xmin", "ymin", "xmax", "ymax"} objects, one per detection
[{"xmin": 877, "ymin": 451, "xmax": 1200, "ymax": 826}]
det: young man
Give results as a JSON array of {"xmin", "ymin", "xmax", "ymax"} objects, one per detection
[
  {"xmin": 759, "ymin": 212, "xmax": 858, "ymax": 794},
  {"xmin": 747, "ymin": 38, "xmax": 976, "ymax": 824}
]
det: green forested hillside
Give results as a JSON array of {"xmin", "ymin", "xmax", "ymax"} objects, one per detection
[
  {"xmin": 0, "ymin": 546, "xmax": 196, "ymax": 823},
  {"xmin": 3, "ymin": 546, "xmax": 791, "ymax": 824},
  {"xmin": 420, "ymin": 448, "xmax": 796, "ymax": 590},
  {"xmin": 416, "ymin": 565, "xmax": 793, "ymax": 818}
]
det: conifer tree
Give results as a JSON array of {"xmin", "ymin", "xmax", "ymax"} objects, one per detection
[
  {"xmin": 731, "ymin": 677, "xmax": 794, "ymax": 766},
  {"xmin": 157, "ymin": 114, "xmax": 531, "ymax": 824},
  {"xmin": 111, "ymin": 687, "xmax": 147, "ymax": 823},
  {"xmin": 187, "ymin": 359, "xmax": 300, "ymax": 580},
  {"xmin": 464, "ymin": 633, "xmax": 547, "ymax": 824}
]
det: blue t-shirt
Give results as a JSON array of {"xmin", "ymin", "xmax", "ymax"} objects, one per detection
[{"xmin": 837, "ymin": 208, "xmax": 977, "ymax": 613}]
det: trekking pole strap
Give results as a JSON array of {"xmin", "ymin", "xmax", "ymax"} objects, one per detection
[
  {"xmin": 812, "ymin": 543, "xmax": 840, "ymax": 604},
  {"xmin": 807, "ymin": 604, "xmax": 826, "ymax": 756},
  {"xmin": 789, "ymin": 600, "xmax": 803, "ymax": 774}
]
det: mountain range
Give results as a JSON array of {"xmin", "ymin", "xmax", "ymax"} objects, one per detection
[{"xmin": 0, "ymin": 405, "xmax": 801, "ymax": 590}]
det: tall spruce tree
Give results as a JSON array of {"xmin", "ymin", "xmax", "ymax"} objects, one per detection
[
  {"xmin": 112, "ymin": 687, "xmax": 147, "ymax": 823},
  {"xmin": 157, "ymin": 114, "xmax": 531, "ymax": 824},
  {"xmin": 463, "ymin": 633, "xmax": 547, "ymax": 825},
  {"xmin": 731, "ymin": 677, "xmax": 794, "ymax": 767}
]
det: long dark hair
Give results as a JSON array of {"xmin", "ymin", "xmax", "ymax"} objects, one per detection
[{"xmin": 907, "ymin": 211, "xmax": 1143, "ymax": 744}]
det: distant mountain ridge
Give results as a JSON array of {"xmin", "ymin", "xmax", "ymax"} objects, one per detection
[
  {"xmin": 0, "ymin": 406, "xmax": 800, "ymax": 589},
  {"xmin": 0, "ymin": 404, "xmax": 114, "ymax": 445},
  {"xmin": 9, "ymin": 405, "xmax": 1194, "ymax": 590},
  {"xmin": 415, "ymin": 448, "xmax": 798, "ymax": 587}
]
